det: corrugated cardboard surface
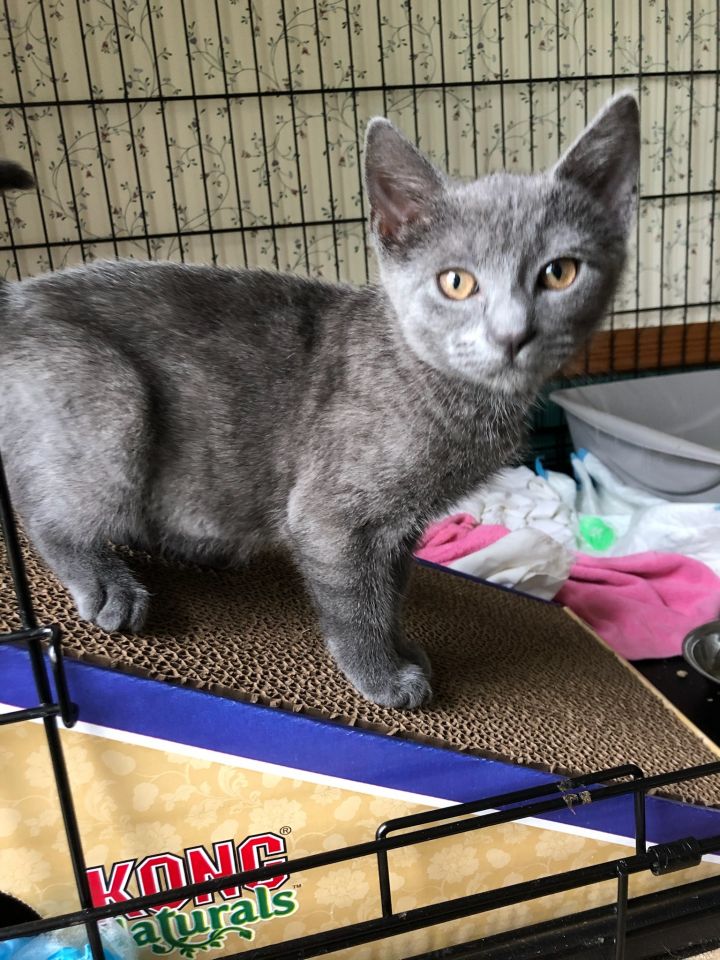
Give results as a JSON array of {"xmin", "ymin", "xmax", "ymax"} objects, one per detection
[{"xmin": 2, "ymin": 536, "xmax": 719, "ymax": 805}]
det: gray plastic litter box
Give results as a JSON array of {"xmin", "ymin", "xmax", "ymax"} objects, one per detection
[{"xmin": 550, "ymin": 369, "xmax": 720, "ymax": 502}]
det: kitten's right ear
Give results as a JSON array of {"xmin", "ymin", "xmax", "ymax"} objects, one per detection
[{"xmin": 363, "ymin": 118, "xmax": 444, "ymax": 245}]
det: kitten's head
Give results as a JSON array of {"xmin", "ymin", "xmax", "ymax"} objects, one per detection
[{"xmin": 364, "ymin": 93, "xmax": 639, "ymax": 395}]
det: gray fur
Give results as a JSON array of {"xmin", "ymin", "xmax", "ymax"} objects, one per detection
[{"xmin": 0, "ymin": 93, "xmax": 639, "ymax": 708}]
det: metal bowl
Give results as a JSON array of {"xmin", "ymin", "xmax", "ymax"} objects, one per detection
[{"xmin": 683, "ymin": 620, "xmax": 720, "ymax": 684}]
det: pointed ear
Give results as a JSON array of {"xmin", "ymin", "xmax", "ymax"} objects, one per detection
[
  {"xmin": 363, "ymin": 118, "xmax": 444, "ymax": 244},
  {"xmin": 553, "ymin": 92, "xmax": 640, "ymax": 226}
]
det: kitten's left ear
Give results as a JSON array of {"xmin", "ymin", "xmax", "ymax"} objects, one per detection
[
  {"xmin": 553, "ymin": 92, "xmax": 640, "ymax": 226},
  {"xmin": 364, "ymin": 118, "xmax": 444, "ymax": 245}
]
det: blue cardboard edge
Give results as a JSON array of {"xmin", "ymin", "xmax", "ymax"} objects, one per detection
[{"xmin": 2, "ymin": 643, "xmax": 719, "ymax": 851}]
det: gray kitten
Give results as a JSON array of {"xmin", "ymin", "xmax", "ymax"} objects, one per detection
[{"xmin": 0, "ymin": 93, "xmax": 639, "ymax": 709}]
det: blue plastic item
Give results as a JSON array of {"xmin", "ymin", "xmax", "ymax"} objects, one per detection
[{"xmin": 0, "ymin": 922, "xmax": 136, "ymax": 960}]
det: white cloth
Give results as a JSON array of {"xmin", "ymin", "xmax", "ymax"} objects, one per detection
[
  {"xmin": 452, "ymin": 454, "xmax": 720, "ymax": 581},
  {"xmin": 569, "ymin": 452, "xmax": 720, "ymax": 574},
  {"xmin": 452, "ymin": 466, "xmax": 577, "ymax": 550},
  {"xmin": 448, "ymin": 528, "xmax": 573, "ymax": 600}
]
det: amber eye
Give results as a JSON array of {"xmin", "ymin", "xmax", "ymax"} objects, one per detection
[
  {"xmin": 540, "ymin": 258, "xmax": 578, "ymax": 290},
  {"xmin": 437, "ymin": 269, "xmax": 478, "ymax": 301}
]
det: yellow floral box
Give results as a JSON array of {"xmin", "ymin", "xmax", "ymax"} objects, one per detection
[{"xmin": 2, "ymin": 646, "xmax": 720, "ymax": 960}]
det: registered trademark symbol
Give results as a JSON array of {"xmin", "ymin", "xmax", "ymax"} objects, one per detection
[{"xmin": 279, "ymin": 825, "xmax": 292, "ymax": 835}]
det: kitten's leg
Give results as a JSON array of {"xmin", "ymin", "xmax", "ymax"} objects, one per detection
[
  {"xmin": 31, "ymin": 531, "xmax": 149, "ymax": 633},
  {"xmin": 288, "ymin": 508, "xmax": 431, "ymax": 709}
]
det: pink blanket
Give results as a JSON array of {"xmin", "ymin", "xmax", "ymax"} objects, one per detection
[
  {"xmin": 415, "ymin": 513, "xmax": 509, "ymax": 562},
  {"xmin": 416, "ymin": 515, "xmax": 720, "ymax": 660}
]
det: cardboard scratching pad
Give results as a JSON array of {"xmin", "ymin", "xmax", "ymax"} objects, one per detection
[{"xmin": 1, "ymin": 534, "xmax": 719, "ymax": 805}]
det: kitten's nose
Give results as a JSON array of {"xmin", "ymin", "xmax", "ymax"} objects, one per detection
[{"xmin": 492, "ymin": 327, "xmax": 536, "ymax": 362}]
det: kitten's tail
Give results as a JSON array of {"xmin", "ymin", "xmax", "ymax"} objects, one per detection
[{"xmin": 0, "ymin": 160, "xmax": 34, "ymax": 192}]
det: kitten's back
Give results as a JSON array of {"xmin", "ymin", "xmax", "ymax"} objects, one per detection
[{"xmin": 0, "ymin": 259, "xmax": 368, "ymax": 553}]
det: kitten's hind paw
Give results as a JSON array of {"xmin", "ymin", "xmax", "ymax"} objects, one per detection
[
  {"xmin": 398, "ymin": 641, "xmax": 432, "ymax": 679},
  {"xmin": 360, "ymin": 661, "xmax": 433, "ymax": 710}
]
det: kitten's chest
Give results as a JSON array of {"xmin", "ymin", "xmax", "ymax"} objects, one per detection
[
  {"xmin": 430, "ymin": 432, "xmax": 518, "ymax": 498},
  {"xmin": 392, "ymin": 404, "xmax": 526, "ymax": 521}
]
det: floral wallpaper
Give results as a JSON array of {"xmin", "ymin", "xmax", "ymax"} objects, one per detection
[{"xmin": 0, "ymin": 0, "xmax": 718, "ymax": 331}]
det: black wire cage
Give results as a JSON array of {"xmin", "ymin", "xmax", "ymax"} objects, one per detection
[{"xmin": 1, "ymin": 0, "xmax": 720, "ymax": 957}]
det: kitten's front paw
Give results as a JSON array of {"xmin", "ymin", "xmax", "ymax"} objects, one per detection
[
  {"xmin": 360, "ymin": 661, "xmax": 433, "ymax": 710},
  {"xmin": 74, "ymin": 579, "xmax": 149, "ymax": 634}
]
